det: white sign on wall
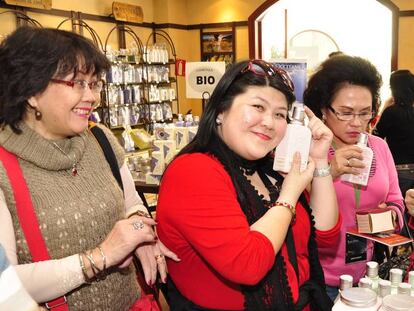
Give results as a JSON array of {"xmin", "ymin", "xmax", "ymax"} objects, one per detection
[{"xmin": 185, "ymin": 62, "xmax": 226, "ymax": 99}]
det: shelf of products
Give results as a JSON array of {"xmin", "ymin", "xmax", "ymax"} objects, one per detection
[{"xmin": 95, "ymin": 27, "xmax": 179, "ymax": 135}]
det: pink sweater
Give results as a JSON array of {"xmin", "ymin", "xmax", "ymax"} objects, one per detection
[{"xmin": 319, "ymin": 134, "xmax": 404, "ymax": 286}]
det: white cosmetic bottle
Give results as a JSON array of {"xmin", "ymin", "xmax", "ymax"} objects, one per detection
[
  {"xmin": 341, "ymin": 133, "xmax": 373, "ymax": 186},
  {"xmin": 273, "ymin": 104, "xmax": 311, "ymax": 173}
]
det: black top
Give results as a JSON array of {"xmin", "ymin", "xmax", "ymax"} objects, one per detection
[{"xmin": 375, "ymin": 104, "xmax": 414, "ymax": 164}]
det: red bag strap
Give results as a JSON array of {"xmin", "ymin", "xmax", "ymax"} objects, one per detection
[{"xmin": 0, "ymin": 146, "xmax": 68, "ymax": 311}]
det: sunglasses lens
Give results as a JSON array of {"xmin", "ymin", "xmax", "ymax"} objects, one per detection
[
  {"xmin": 242, "ymin": 60, "xmax": 295, "ymax": 92},
  {"xmin": 250, "ymin": 63, "xmax": 267, "ymax": 76}
]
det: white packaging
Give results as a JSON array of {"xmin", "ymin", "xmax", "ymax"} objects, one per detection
[
  {"xmin": 175, "ymin": 127, "xmax": 189, "ymax": 150},
  {"xmin": 163, "ymin": 127, "xmax": 175, "ymax": 141},
  {"xmin": 150, "ymin": 151, "xmax": 165, "ymax": 175},
  {"xmin": 341, "ymin": 133, "xmax": 373, "ymax": 186},
  {"xmin": 162, "ymin": 139, "xmax": 176, "ymax": 164},
  {"xmin": 151, "ymin": 139, "xmax": 164, "ymax": 153},
  {"xmin": 274, "ymin": 104, "xmax": 311, "ymax": 173},
  {"xmin": 145, "ymin": 173, "xmax": 161, "ymax": 185},
  {"xmin": 187, "ymin": 126, "xmax": 198, "ymax": 142},
  {"xmin": 169, "ymin": 88, "xmax": 176, "ymax": 100}
]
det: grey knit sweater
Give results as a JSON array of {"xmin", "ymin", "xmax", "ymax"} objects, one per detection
[{"xmin": 0, "ymin": 122, "xmax": 140, "ymax": 310}]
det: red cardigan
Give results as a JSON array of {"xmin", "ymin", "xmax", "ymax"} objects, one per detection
[{"xmin": 157, "ymin": 153, "xmax": 341, "ymax": 310}]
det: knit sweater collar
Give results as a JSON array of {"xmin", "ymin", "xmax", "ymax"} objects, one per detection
[{"xmin": 0, "ymin": 122, "xmax": 87, "ymax": 171}]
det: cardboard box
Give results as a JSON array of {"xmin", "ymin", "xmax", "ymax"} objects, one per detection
[{"xmin": 356, "ymin": 208, "xmax": 395, "ymax": 234}]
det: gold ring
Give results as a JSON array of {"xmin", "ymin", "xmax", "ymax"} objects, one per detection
[{"xmin": 155, "ymin": 254, "xmax": 164, "ymax": 261}]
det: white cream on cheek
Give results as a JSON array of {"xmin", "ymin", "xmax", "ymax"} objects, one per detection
[{"xmin": 242, "ymin": 105, "xmax": 258, "ymax": 125}]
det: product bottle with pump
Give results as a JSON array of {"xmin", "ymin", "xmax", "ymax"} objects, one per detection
[
  {"xmin": 273, "ymin": 104, "xmax": 311, "ymax": 173},
  {"xmin": 341, "ymin": 133, "xmax": 373, "ymax": 186}
]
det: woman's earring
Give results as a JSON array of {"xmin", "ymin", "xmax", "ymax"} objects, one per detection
[
  {"xmin": 322, "ymin": 114, "xmax": 327, "ymax": 122},
  {"xmin": 216, "ymin": 117, "xmax": 222, "ymax": 125},
  {"xmin": 35, "ymin": 109, "xmax": 42, "ymax": 121}
]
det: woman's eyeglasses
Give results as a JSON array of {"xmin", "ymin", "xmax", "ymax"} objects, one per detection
[
  {"xmin": 50, "ymin": 79, "xmax": 104, "ymax": 94},
  {"xmin": 241, "ymin": 59, "xmax": 294, "ymax": 92},
  {"xmin": 328, "ymin": 106, "xmax": 374, "ymax": 121}
]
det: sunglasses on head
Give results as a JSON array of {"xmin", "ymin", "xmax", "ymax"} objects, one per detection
[{"xmin": 241, "ymin": 59, "xmax": 295, "ymax": 92}]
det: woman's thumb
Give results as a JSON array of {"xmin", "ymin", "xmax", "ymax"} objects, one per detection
[{"xmin": 290, "ymin": 152, "xmax": 302, "ymax": 172}]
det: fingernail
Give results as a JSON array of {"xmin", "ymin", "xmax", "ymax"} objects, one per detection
[
  {"xmin": 148, "ymin": 280, "xmax": 153, "ymax": 286},
  {"xmin": 154, "ymin": 236, "xmax": 158, "ymax": 241},
  {"xmin": 163, "ymin": 277, "xmax": 167, "ymax": 283}
]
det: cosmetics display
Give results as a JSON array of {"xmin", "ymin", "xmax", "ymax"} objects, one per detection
[
  {"xmin": 126, "ymin": 114, "xmax": 199, "ymax": 184},
  {"xmin": 333, "ymin": 262, "xmax": 414, "ymax": 311},
  {"xmin": 101, "ymin": 45, "xmax": 177, "ymax": 128}
]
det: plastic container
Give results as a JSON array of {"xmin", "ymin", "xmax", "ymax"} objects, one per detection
[
  {"xmin": 365, "ymin": 261, "xmax": 379, "ymax": 292},
  {"xmin": 379, "ymin": 294, "xmax": 414, "ymax": 310},
  {"xmin": 390, "ymin": 268, "xmax": 403, "ymax": 295},
  {"xmin": 359, "ymin": 277, "xmax": 373, "ymax": 289},
  {"xmin": 378, "ymin": 279, "xmax": 391, "ymax": 298},
  {"xmin": 397, "ymin": 282, "xmax": 412, "ymax": 296},
  {"xmin": 340, "ymin": 275, "xmax": 354, "ymax": 291},
  {"xmin": 332, "ymin": 287, "xmax": 380, "ymax": 310},
  {"xmin": 341, "ymin": 133, "xmax": 373, "ymax": 186},
  {"xmin": 273, "ymin": 104, "xmax": 311, "ymax": 173}
]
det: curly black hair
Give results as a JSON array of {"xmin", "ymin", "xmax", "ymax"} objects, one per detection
[
  {"xmin": 389, "ymin": 69, "xmax": 414, "ymax": 109},
  {"xmin": 303, "ymin": 55, "xmax": 382, "ymax": 118},
  {"xmin": 0, "ymin": 27, "xmax": 110, "ymax": 133}
]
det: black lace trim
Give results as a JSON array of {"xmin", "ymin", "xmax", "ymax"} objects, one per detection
[{"xmin": 208, "ymin": 140, "xmax": 329, "ymax": 311}]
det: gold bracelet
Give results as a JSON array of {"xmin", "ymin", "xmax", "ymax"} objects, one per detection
[
  {"xmin": 78, "ymin": 253, "xmax": 93, "ymax": 284},
  {"xmin": 97, "ymin": 246, "xmax": 107, "ymax": 280},
  {"xmin": 127, "ymin": 210, "xmax": 152, "ymax": 219},
  {"xmin": 85, "ymin": 250, "xmax": 101, "ymax": 280},
  {"xmin": 274, "ymin": 201, "xmax": 296, "ymax": 222}
]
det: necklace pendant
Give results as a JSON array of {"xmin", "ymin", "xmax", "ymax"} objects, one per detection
[{"xmin": 72, "ymin": 164, "xmax": 78, "ymax": 176}]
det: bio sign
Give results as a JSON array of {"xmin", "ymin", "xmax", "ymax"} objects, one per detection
[{"xmin": 185, "ymin": 62, "xmax": 226, "ymax": 99}]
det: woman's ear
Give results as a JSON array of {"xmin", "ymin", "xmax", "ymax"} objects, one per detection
[
  {"xmin": 216, "ymin": 113, "xmax": 223, "ymax": 125},
  {"xmin": 26, "ymin": 96, "xmax": 42, "ymax": 120},
  {"xmin": 321, "ymin": 108, "xmax": 328, "ymax": 121},
  {"xmin": 27, "ymin": 96, "xmax": 38, "ymax": 109}
]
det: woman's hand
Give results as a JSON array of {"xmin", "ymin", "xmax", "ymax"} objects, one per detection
[
  {"xmin": 135, "ymin": 236, "xmax": 180, "ymax": 285},
  {"xmin": 305, "ymin": 106, "xmax": 333, "ymax": 162},
  {"xmin": 279, "ymin": 152, "xmax": 315, "ymax": 204},
  {"xmin": 405, "ymin": 189, "xmax": 414, "ymax": 216},
  {"xmin": 330, "ymin": 145, "xmax": 364, "ymax": 180},
  {"xmin": 100, "ymin": 217, "xmax": 157, "ymax": 268}
]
